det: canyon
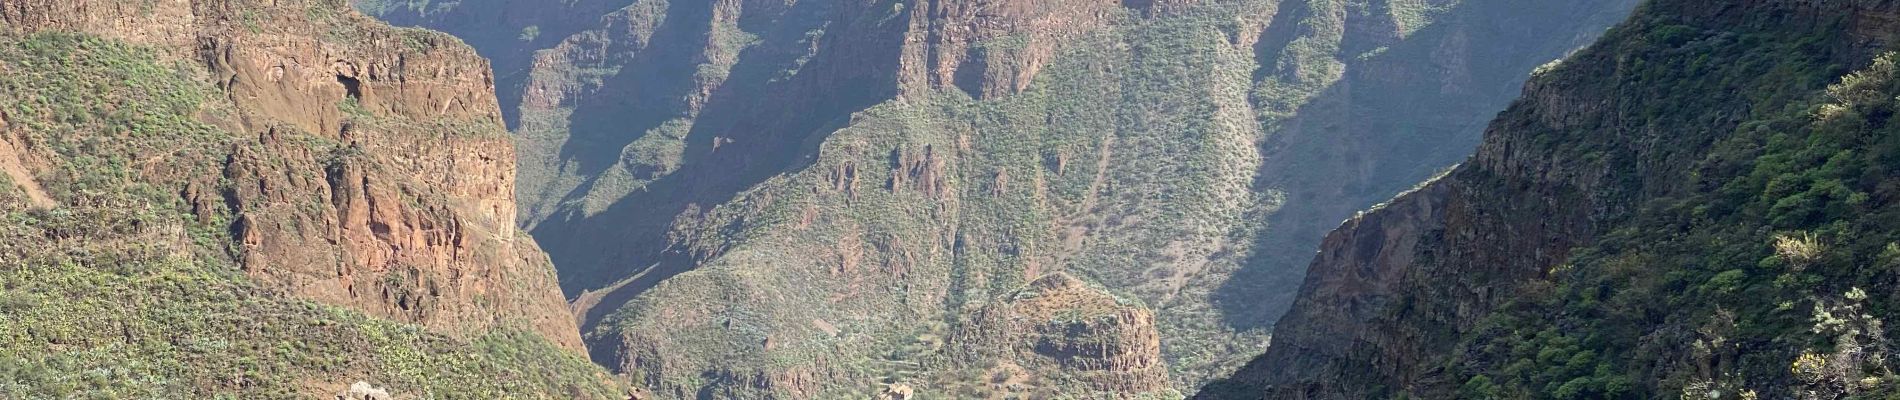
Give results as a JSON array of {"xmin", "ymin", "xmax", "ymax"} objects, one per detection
[
  {"xmin": 13, "ymin": 0, "xmax": 1883, "ymax": 398},
  {"xmin": 366, "ymin": 0, "xmax": 1636, "ymax": 397}
]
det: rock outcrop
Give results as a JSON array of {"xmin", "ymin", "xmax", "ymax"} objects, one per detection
[
  {"xmin": 950, "ymin": 273, "xmax": 1170, "ymax": 397},
  {"xmin": 2, "ymin": 0, "xmax": 581, "ymax": 350},
  {"xmin": 336, "ymin": 381, "xmax": 393, "ymax": 400}
]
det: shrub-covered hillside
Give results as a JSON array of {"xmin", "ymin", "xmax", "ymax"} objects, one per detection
[
  {"xmin": 1447, "ymin": 27, "xmax": 1900, "ymax": 400},
  {"xmin": 1202, "ymin": 0, "xmax": 1900, "ymax": 398}
]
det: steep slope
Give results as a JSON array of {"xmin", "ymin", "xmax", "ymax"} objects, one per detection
[
  {"xmin": 1214, "ymin": 0, "xmax": 1644, "ymax": 325},
  {"xmin": 0, "ymin": 0, "xmax": 621, "ymax": 397},
  {"xmin": 363, "ymin": 0, "xmax": 1638, "ymax": 398},
  {"xmin": 1202, "ymin": 0, "xmax": 1900, "ymax": 398}
]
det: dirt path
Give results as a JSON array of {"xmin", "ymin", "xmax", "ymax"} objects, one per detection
[{"xmin": 0, "ymin": 136, "xmax": 55, "ymax": 209}]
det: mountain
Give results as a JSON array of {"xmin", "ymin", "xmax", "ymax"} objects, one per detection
[
  {"xmin": 361, "ymin": 0, "xmax": 1638, "ymax": 397},
  {"xmin": 1200, "ymin": 0, "xmax": 1900, "ymax": 398},
  {"xmin": 0, "ymin": 0, "xmax": 621, "ymax": 397}
]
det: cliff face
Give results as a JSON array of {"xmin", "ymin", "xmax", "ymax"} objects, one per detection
[
  {"xmin": 2, "ymin": 0, "xmax": 579, "ymax": 350},
  {"xmin": 365, "ymin": 0, "xmax": 1634, "ymax": 397},
  {"xmin": 900, "ymin": 0, "xmax": 1123, "ymax": 98},
  {"xmin": 358, "ymin": 0, "xmax": 636, "ymax": 129},
  {"xmin": 1203, "ymin": 0, "xmax": 1900, "ymax": 398}
]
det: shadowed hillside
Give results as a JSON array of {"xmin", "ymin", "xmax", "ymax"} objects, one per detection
[{"xmin": 1202, "ymin": 0, "xmax": 1900, "ymax": 397}]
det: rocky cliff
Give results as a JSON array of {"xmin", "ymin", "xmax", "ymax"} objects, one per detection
[
  {"xmin": 3, "ymin": 0, "xmax": 580, "ymax": 349},
  {"xmin": 364, "ymin": 0, "xmax": 1636, "ymax": 397},
  {"xmin": 358, "ymin": 0, "xmax": 637, "ymax": 128},
  {"xmin": 0, "ymin": 0, "xmax": 618, "ymax": 397},
  {"xmin": 1202, "ymin": 0, "xmax": 1900, "ymax": 398}
]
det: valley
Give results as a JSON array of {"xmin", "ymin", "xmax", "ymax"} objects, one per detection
[{"xmin": 6, "ymin": 0, "xmax": 1887, "ymax": 398}]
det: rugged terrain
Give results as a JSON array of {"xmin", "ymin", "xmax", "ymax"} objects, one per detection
[
  {"xmin": 1202, "ymin": 0, "xmax": 1900, "ymax": 398},
  {"xmin": 363, "ymin": 0, "xmax": 1640, "ymax": 397},
  {"xmin": 0, "ymin": 0, "xmax": 621, "ymax": 397}
]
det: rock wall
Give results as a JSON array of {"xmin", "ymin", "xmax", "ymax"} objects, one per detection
[
  {"xmin": 360, "ymin": 0, "xmax": 636, "ymax": 128},
  {"xmin": 1, "ymin": 0, "xmax": 582, "ymax": 350}
]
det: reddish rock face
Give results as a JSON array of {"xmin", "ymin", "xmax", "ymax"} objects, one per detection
[{"xmin": 2, "ymin": 0, "xmax": 582, "ymax": 350}]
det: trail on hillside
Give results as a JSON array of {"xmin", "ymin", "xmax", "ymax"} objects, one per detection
[{"xmin": 0, "ymin": 134, "xmax": 53, "ymax": 208}]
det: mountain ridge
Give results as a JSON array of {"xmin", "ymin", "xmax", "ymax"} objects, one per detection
[{"xmin": 1201, "ymin": 0, "xmax": 1900, "ymax": 397}]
